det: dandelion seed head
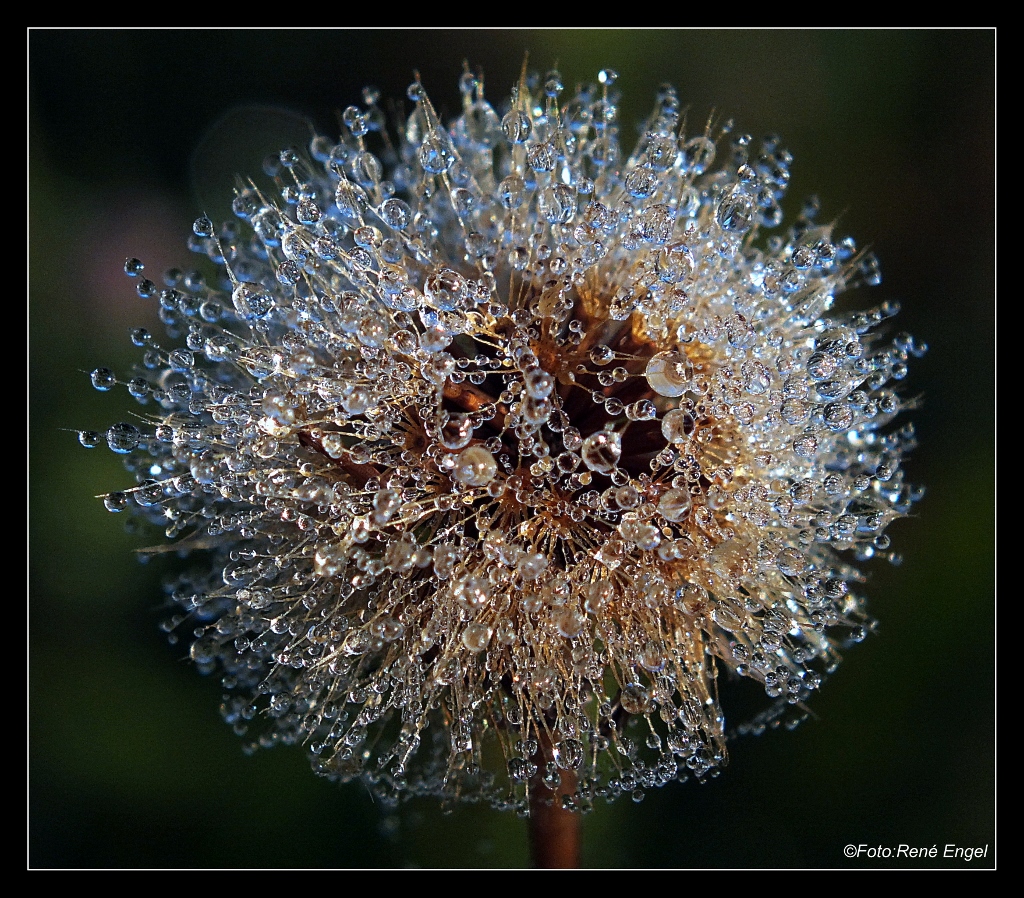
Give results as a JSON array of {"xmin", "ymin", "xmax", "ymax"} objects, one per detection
[{"xmin": 90, "ymin": 67, "xmax": 923, "ymax": 813}]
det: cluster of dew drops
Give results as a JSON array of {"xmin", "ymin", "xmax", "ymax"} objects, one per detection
[{"xmin": 79, "ymin": 67, "xmax": 925, "ymax": 813}]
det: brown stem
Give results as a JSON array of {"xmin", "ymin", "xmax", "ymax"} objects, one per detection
[
  {"xmin": 442, "ymin": 380, "xmax": 503, "ymax": 421},
  {"xmin": 297, "ymin": 429, "xmax": 381, "ymax": 486},
  {"xmin": 528, "ymin": 736, "xmax": 581, "ymax": 868}
]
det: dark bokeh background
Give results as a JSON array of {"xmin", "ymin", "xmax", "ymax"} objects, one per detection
[{"xmin": 29, "ymin": 29, "xmax": 995, "ymax": 868}]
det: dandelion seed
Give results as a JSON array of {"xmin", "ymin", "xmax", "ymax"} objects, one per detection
[{"xmin": 89, "ymin": 66, "xmax": 923, "ymax": 816}]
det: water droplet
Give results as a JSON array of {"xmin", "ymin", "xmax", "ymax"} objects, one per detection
[
  {"xmin": 589, "ymin": 345, "xmax": 614, "ymax": 366},
  {"xmin": 168, "ymin": 349, "xmax": 194, "ymax": 372},
  {"xmin": 806, "ymin": 351, "xmax": 837, "ymax": 381},
  {"xmin": 423, "ymin": 268, "xmax": 466, "ymax": 312},
  {"xmin": 439, "ymin": 413, "xmax": 475, "ymax": 451},
  {"xmin": 521, "ymin": 393, "xmax": 552, "ymax": 426},
  {"xmin": 539, "ymin": 184, "xmax": 576, "ymax": 224},
  {"xmin": 127, "ymin": 377, "xmax": 150, "ymax": 399},
  {"xmin": 498, "ymin": 175, "xmax": 526, "ymax": 211},
  {"xmin": 580, "ymin": 430, "xmax": 622, "ymax": 474},
  {"xmin": 453, "ymin": 575, "xmax": 491, "ymax": 612},
  {"xmin": 680, "ymin": 136, "xmax": 715, "ymax": 175},
  {"xmin": 190, "ymin": 633, "xmax": 220, "ymax": 665},
  {"xmin": 646, "ymin": 351, "xmax": 692, "ymax": 397},
  {"xmin": 452, "ymin": 446, "xmax": 497, "ymax": 486},
  {"xmin": 296, "ymin": 199, "xmax": 321, "ymax": 225},
  {"xmin": 781, "ymin": 399, "xmax": 810, "ymax": 426},
  {"xmin": 658, "ymin": 488, "xmax": 692, "ymax": 523},
  {"xmin": 555, "ymin": 738, "xmax": 584, "ymax": 770},
  {"xmin": 603, "ymin": 397, "xmax": 624, "ymax": 417},
  {"xmin": 657, "ymin": 241, "xmax": 695, "ymax": 283},
  {"xmin": 823, "ymin": 402, "xmax": 853, "ymax": 431},
  {"xmin": 232, "ymin": 282, "xmax": 274, "ymax": 320},
  {"xmin": 626, "ymin": 400, "xmax": 656, "ymax": 421},
  {"xmin": 378, "ymin": 198, "xmax": 412, "ymax": 230},
  {"xmin": 636, "ymin": 203, "xmax": 674, "ymax": 244},
  {"xmin": 90, "ymin": 367, "xmax": 116, "ymax": 391},
  {"xmin": 741, "ymin": 360, "xmax": 772, "ymax": 395},
  {"xmin": 661, "ymin": 409, "xmax": 691, "ymax": 444},
  {"xmin": 555, "ymin": 608, "xmax": 584, "ymax": 639},
  {"xmin": 717, "ymin": 188, "xmax": 755, "ymax": 233},
  {"xmin": 776, "ymin": 547, "xmax": 806, "ymax": 576},
  {"xmin": 508, "ymin": 757, "xmax": 532, "ymax": 782},
  {"xmin": 106, "ymin": 422, "xmax": 141, "ymax": 454},
  {"xmin": 524, "ymin": 368, "xmax": 554, "ymax": 399},
  {"xmin": 527, "ymin": 142, "xmax": 556, "ymax": 173},
  {"xmin": 625, "ymin": 166, "xmax": 658, "ymax": 199},
  {"xmin": 501, "ymin": 110, "xmax": 531, "ymax": 143},
  {"xmin": 516, "ymin": 552, "xmax": 548, "ymax": 581},
  {"xmin": 103, "ymin": 491, "xmax": 128, "ymax": 512},
  {"xmin": 418, "ymin": 132, "xmax": 456, "ymax": 173},
  {"xmin": 712, "ymin": 604, "xmax": 742, "ymax": 631},
  {"xmin": 793, "ymin": 434, "xmax": 818, "ymax": 458},
  {"xmin": 581, "ymin": 581, "xmax": 610, "ymax": 615},
  {"xmin": 192, "ymin": 216, "xmax": 214, "ymax": 238},
  {"xmin": 461, "ymin": 622, "xmax": 492, "ymax": 653},
  {"xmin": 619, "ymin": 683, "xmax": 650, "ymax": 715},
  {"xmin": 419, "ymin": 325, "xmax": 450, "ymax": 354}
]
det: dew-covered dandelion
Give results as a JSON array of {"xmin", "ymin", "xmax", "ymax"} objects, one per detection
[{"xmin": 85, "ymin": 66, "xmax": 924, "ymax": 815}]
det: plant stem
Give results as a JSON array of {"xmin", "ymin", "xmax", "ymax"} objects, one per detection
[{"xmin": 528, "ymin": 741, "xmax": 581, "ymax": 868}]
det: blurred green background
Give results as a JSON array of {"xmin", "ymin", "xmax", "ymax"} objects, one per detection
[{"xmin": 29, "ymin": 29, "xmax": 994, "ymax": 868}]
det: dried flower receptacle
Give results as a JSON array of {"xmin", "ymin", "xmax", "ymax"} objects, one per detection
[{"xmin": 85, "ymin": 66, "xmax": 923, "ymax": 814}]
